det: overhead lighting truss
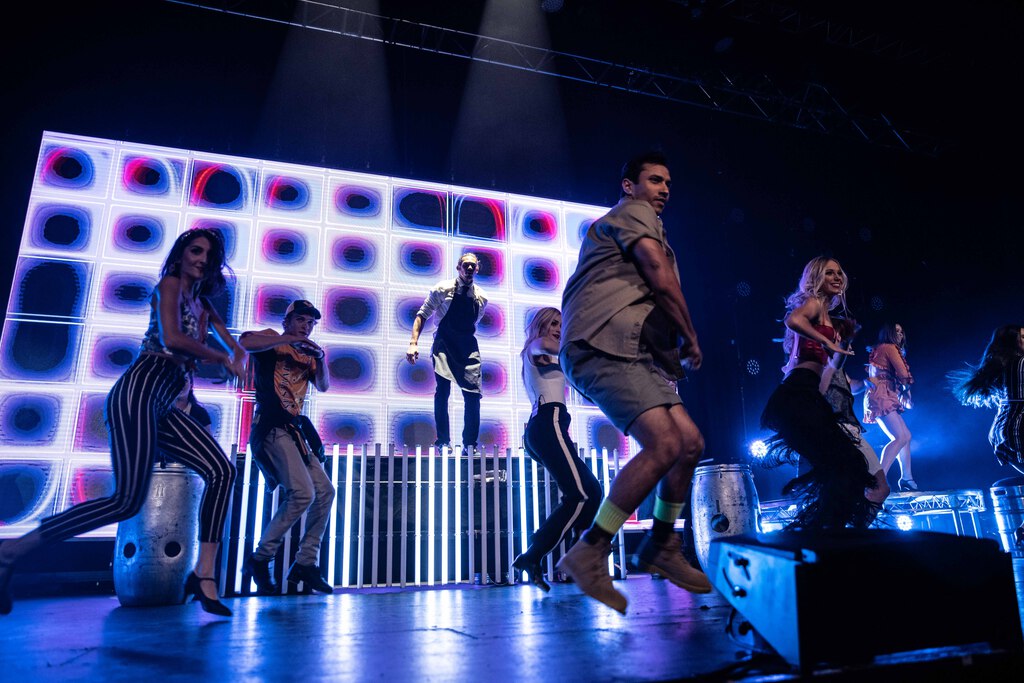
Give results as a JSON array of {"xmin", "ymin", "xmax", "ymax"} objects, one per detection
[{"xmin": 166, "ymin": 0, "xmax": 940, "ymax": 156}]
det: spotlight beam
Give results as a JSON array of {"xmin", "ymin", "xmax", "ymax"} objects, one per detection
[{"xmin": 163, "ymin": 0, "xmax": 939, "ymax": 156}]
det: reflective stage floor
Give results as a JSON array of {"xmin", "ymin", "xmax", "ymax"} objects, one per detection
[{"xmin": 2, "ymin": 555, "xmax": 1023, "ymax": 682}]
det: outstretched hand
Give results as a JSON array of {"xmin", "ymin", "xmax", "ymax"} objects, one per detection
[{"xmin": 824, "ymin": 339, "xmax": 854, "ymax": 357}]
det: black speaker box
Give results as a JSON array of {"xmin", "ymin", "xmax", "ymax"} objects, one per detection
[{"xmin": 707, "ymin": 529, "xmax": 1023, "ymax": 671}]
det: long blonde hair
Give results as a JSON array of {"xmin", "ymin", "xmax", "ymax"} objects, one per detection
[
  {"xmin": 520, "ymin": 307, "xmax": 561, "ymax": 383},
  {"xmin": 781, "ymin": 256, "xmax": 849, "ymax": 357}
]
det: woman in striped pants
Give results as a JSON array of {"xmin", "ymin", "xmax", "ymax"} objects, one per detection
[
  {"xmin": 512, "ymin": 307, "xmax": 603, "ymax": 591},
  {"xmin": 1, "ymin": 228, "xmax": 246, "ymax": 616}
]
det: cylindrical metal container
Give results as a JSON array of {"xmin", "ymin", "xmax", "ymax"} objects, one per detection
[
  {"xmin": 690, "ymin": 463, "xmax": 761, "ymax": 573},
  {"xmin": 113, "ymin": 463, "xmax": 203, "ymax": 606},
  {"xmin": 989, "ymin": 478, "xmax": 1024, "ymax": 558}
]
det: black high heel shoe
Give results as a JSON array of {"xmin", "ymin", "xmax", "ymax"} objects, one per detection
[
  {"xmin": 898, "ymin": 478, "xmax": 919, "ymax": 492},
  {"xmin": 512, "ymin": 555, "xmax": 551, "ymax": 593},
  {"xmin": 184, "ymin": 572, "xmax": 232, "ymax": 616}
]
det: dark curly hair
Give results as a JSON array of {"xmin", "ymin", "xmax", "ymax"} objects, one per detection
[
  {"xmin": 161, "ymin": 227, "xmax": 231, "ymax": 298},
  {"xmin": 949, "ymin": 324, "xmax": 1024, "ymax": 408}
]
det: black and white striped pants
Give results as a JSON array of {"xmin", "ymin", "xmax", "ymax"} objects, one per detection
[
  {"xmin": 521, "ymin": 402, "xmax": 603, "ymax": 561},
  {"xmin": 37, "ymin": 354, "xmax": 236, "ymax": 544}
]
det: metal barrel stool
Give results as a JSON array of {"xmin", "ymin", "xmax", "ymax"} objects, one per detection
[
  {"xmin": 989, "ymin": 476, "xmax": 1024, "ymax": 558},
  {"xmin": 690, "ymin": 463, "xmax": 762, "ymax": 573},
  {"xmin": 113, "ymin": 463, "xmax": 203, "ymax": 606}
]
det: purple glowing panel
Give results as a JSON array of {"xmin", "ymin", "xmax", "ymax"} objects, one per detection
[
  {"xmin": 25, "ymin": 202, "xmax": 96, "ymax": 254},
  {"xmin": 120, "ymin": 155, "xmax": 183, "ymax": 198},
  {"xmin": 110, "ymin": 213, "xmax": 166, "ymax": 256},
  {"xmin": 478, "ymin": 418, "xmax": 510, "ymax": 452},
  {"xmin": 0, "ymin": 320, "xmax": 81, "ymax": 382},
  {"xmin": 460, "ymin": 246, "xmax": 504, "ymax": 289},
  {"xmin": 263, "ymin": 175, "xmax": 311, "ymax": 212},
  {"xmin": 515, "ymin": 208, "xmax": 559, "ymax": 244},
  {"xmin": 251, "ymin": 282, "xmax": 312, "ymax": 327},
  {"xmin": 10, "ymin": 257, "xmax": 91, "ymax": 320},
  {"xmin": 517, "ymin": 254, "xmax": 561, "ymax": 293},
  {"xmin": 99, "ymin": 271, "xmax": 158, "ymax": 316},
  {"xmin": 189, "ymin": 162, "xmax": 250, "ymax": 211},
  {"xmin": 0, "ymin": 393, "xmax": 62, "ymax": 447},
  {"xmin": 390, "ymin": 409, "xmax": 436, "ymax": 450},
  {"xmin": 586, "ymin": 414, "xmax": 629, "ymax": 457},
  {"xmin": 87, "ymin": 332, "xmax": 140, "ymax": 381},
  {"xmin": 394, "ymin": 356, "xmax": 435, "ymax": 397},
  {"xmin": 260, "ymin": 227, "xmax": 310, "ymax": 267},
  {"xmin": 74, "ymin": 392, "xmax": 109, "ymax": 452},
  {"xmin": 0, "ymin": 461, "xmax": 58, "ymax": 525},
  {"xmin": 68, "ymin": 464, "xmax": 115, "ymax": 507},
  {"xmin": 564, "ymin": 208, "xmax": 604, "ymax": 253},
  {"xmin": 322, "ymin": 344, "xmax": 377, "ymax": 394},
  {"xmin": 480, "ymin": 359, "xmax": 508, "ymax": 397},
  {"xmin": 334, "ymin": 184, "xmax": 383, "ymax": 220},
  {"xmin": 330, "ymin": 234, "xmax": 378, "ymax": 274},
  {"xmin": 476, "ymin": 301, "xmax": 505, "ymax": 339},
  {"xmin": 318, "ymin": 408, "xmax": 376, "ymax": 447},
  {"xmin": 396, "ymin": 240, "xmax": 445, "ymax": 280},
  {"xmin": 323, "ymin": 287, "xmax": 380, "ymax": 336},
  {"xmin": 393, "ymin": 293, "xmax": 431, "ymax": 334},
  {"xmin": 393, "ymin": 188, "xmax": 446, "ymax": 233},
  {"xmin": 40, "ymin": 146, "xmax": 96, "ymax": 190},
  {"xmin": 453, "ymin": 195, "xmax": 506, "ymax": 241}
]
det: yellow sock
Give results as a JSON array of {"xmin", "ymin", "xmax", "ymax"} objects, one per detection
[
  {"xmin": 653, "ymin": 497, "xmax": 684, "ymax": 524},
  {"xmin": 593, "ymin": 500, "xmax": 631, "ymax": 536}
]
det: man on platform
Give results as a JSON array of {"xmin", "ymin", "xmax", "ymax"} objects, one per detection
[
  {"xmin": 240, "ymin": 299, "xmax": 335, "ymax": 595},
  {"xmin": 406, "ymin": 252, "xmax": 488, "ymax": 452},
  {"xmin": 557, "ymin": 151, "xmax": 712, "ymax": 613}
]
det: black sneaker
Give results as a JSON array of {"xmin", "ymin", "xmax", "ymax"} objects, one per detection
[
  {"xmin": 287, "ymin": 562, "xmax": 334, "ymax": 594},
  {"xmin": 242, "ymin": 554, "xmax": 278, "ymax": 595}
]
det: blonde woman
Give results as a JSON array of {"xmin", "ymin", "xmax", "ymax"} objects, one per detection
[
  {"xmin": 513, "ymin": 307, "xmax": 602, "ymax": 591},
  {"xmin": 760, "ymin": 256, "xmax": 879, "ymax": 529}
]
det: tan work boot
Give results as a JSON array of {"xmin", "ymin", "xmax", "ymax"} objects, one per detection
[
  {"xmin": 633, "ymin": 532, "xmax": 712, "ymax": 594},
  {"xmin": 556, "ymin": 540, "xmax": 627, "ymax": 614}
]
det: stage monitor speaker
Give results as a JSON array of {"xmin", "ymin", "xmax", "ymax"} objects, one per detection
[{"xmin": 707, "ymin": 529, "xmax": 1023, "ymax": 671}]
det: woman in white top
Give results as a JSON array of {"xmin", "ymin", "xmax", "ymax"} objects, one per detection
[{"xmin": 513, "ymin": 307, "xmax": 603, "ymax": 591}]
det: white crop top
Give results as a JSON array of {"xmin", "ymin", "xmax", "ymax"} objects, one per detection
[{"xmin": 523, "ymin": 356, "xmax": 566, "ymax": 407}]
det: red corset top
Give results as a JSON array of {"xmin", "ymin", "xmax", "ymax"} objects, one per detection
[{"xmin": 795, "ymin": 324, "xmax": 836, "ymax": 365}]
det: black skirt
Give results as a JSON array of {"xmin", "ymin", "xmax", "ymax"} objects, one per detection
[{"xmin": 760, "ymin": 368, "xmax": 878, "ymax": 530}]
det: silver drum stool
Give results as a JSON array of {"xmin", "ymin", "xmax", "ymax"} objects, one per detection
[
  {"xmin": 690, "ymin": 463, "xmax": 761, "ymax": 573},
  {"xmin": 113, "ymin": 463, "xmax": 203, "ymax": 606}
]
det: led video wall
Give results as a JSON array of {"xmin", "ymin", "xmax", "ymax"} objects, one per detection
[{"xmin": 0, "ymin": 131, "xmax": 635, "ymax": 536}]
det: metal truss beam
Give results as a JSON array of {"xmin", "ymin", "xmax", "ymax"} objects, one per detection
[
  {"xmin": 717, "ymin": 0, "xmax": 942, "ymax": 66},
  {"xmin": 165, "ymin": 0, "xmax": 940, "ymax": 157}
]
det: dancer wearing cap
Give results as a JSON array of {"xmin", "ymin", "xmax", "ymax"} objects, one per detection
[{"xmin": 239, "ymin": 299, "xmax": 335, "ymax": 595}]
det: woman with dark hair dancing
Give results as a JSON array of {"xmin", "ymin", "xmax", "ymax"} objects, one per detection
[
  {"xmin": 512, "ymin": 307, "xmax": 603, "ymax": 591},
  {"xmin": 949, "ymin": 324, "xmax": 1024, "ymax": 545},
  {"xmin": 760, "ymin": 256, "xmax": 879, "ymax": 529},
  {"xmin": 0, "ymin": 228, "xmax": 246, "ymax": 616},
  {"xmin": 864, "ymin": 323, "xmax": 917, "ymax": 491}
]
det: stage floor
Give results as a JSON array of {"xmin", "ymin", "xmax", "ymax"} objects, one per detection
[{"xmin": 2, "ymin": 556, "xmax": 1023, "ymax": 682}]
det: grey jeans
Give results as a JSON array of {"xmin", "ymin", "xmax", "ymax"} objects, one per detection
[{"xmin": 253, "ymin": 427, "xmax": 336, "ymax": 566}]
